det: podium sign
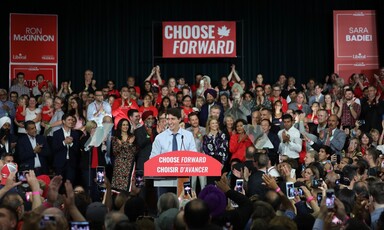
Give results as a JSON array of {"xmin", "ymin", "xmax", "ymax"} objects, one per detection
[{"xmin": 144, "ymin": 151, "xmax": 222, "ymax": 177}]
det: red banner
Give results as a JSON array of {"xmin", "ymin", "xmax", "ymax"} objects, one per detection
[
  {"xmin": 333, "ymin": 10, "xmax": 379, "ymax": 82},
  {"xmin": 144, "ymin": 151, "xmax": 222, "ymax": 177},
  {"xmin": 163, "ymin": 21, "xmax": 236, "ymax": 58},
  {"xmin": 10, "ymin": 13, "xmax": 58, "ymax": 63},
  {"xmin": 9, "ymin": 64, "xmax": 57, "ymax": 89}
]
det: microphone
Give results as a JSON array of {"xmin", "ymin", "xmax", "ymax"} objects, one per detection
[{"xmin": 181, "ymin": 135, "xmax": 186, "ymax": 151}]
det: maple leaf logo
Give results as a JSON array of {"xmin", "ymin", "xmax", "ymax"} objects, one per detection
[{"xmin": 217, "ymin": 26, "xmax": 230, "ymax": 38}]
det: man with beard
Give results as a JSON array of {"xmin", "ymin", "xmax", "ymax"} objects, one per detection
[
  {"xmin": 134, "ymin": 110, "xmax": 156, "ymax": 171},
  {"xmin": 360, "ymin": 86, "xmax": 384, "ymax": 133},
  {"xmin": 336, "ymin": 88, "xmax": 361, "ymax": 129},
  {"xmin": 225, "ymin": 83, "xmax": 250, "ymax": 121},
  {"xmin": 0, "ymin": 117, "xmax": 17, "ymax": 155},
  {"xmin": 199, "ymin": 89, "xmax": 224, "ymax": 127}
]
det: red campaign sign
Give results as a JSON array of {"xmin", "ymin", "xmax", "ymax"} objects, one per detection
[
  {"xmin": 333, "ymin": 10, "xmax": 379, "ymax": 81},
  {"xmin": 144, "ymin": 151, "xmax": 222, "ymax": 177},
  {"xmin": 9, "ymin": 64, "xmax": 57, "ymax": 89},
  {"xmin": 10, "ymin": 13, "xmax": 58, "ymax": 63},
  {"xmin": 163, "ymin": 21, "xmax": 236, "ymax": 58},
  {"xmin": 335, "ymin": 61, "xmax": 378, "ymax": 84}
]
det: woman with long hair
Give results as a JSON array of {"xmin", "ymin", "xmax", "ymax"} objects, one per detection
[
  {"xmin": 220, "ymin": 93, "xmax": 230, "ymax": 112},
  {"xmin": 202, "ymin": 116, "xmax": 229, "ymax": 184},
  {"xmin": 142, "ymin": 80, "xmax": 153, "ymax": 96},
  {"xmin": 344, "ymin": 137, "xmax": 362, "ymax": 158},
  {"xmin": 68, "ymin": 97, "xmax": 86, "ymax": 132},
  {"xmin": 272, "ymin": 100, "xmax": 284, "ymax": 129},
  {"xmin": 360, "ymin": 132, "xmax": 373, "ymax": 155},
  {"xmin": 111, "ymin": 118, "xmax": 137, "ymax": 191},
  {"xmin": 158, "ymin": 96, "xmax": 171, "ymax": 112},
  {"xmin": 181, "ymin": 95, "xmax": 193, "ymax": 124},
  {"xmin": 322, "ymin": 94, "xmax": 338, "ymax": 115},
  {"xmin": 139, "ymin": 94, "xmax": 158, "ymax": 118},
  {"xmin": 229, "ymin": 119, "xmax": 253, "ymax": 162}
]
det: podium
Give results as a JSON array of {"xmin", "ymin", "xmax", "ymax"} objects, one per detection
[{"xmin": 144, "ymin": 151, "xmax": 222, "ymax": 196}]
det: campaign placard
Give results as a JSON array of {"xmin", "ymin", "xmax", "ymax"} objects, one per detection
[
  {"xmin": 163, "ymin": 21, "xmax": 236, "ymax": 58},
  {"xmin": 10, "ymin": 13, "xmax": 58, "ymax": 63},
  {"xmin": 333, "ymin": 10, "xmax": 379, "ymax": 80},
  {"xmin": 144, "ymin": 151, "xmax": 222, "ymax": 177},
  {"xmin": 9, "ymin": 64, "xmax": 57, "ymax": 90}
]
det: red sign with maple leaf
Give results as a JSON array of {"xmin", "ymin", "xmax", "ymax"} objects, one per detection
[{"xmin": 162, "ymin": 21, "xmax": 236, "ymax": 58}]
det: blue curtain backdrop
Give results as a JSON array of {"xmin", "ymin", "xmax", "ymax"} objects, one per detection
[{"xmin": 1, "ymin": 0, "xmax": 383, "ymax": 91}]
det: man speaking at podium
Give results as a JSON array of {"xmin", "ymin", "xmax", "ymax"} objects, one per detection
[{"xmin": 150, "ymin": 108, "xmax": 197, "ymax": 195}]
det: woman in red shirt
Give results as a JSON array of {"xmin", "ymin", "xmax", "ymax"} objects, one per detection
[
  {"xmin": 229, "ymin": 119, "xmax": 253, "ymax": 162},
  {"xmin": 138, "ymin": 94, "xmax": 158, "ymax": 118},
  {"xmin": 181, "ymin": 95, "xmax": 193, "ymax": 124}
]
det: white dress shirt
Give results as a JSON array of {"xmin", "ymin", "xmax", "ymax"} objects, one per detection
[
  {"xmin": 150, "ymin": 128, "xmax": 197, "ymax": 158},
  {"xmin": 278, "ymin": 126, "xmax": 302, "ymax": 159}
]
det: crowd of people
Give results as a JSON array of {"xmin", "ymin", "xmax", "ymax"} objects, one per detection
[{"xmin": 0, "ymin": 64, "xmax": 384, "ymax": 229}]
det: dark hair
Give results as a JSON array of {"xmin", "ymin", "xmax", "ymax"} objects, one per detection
[
  {"xmin": 258, "ymin": 154, "xmax": 269, "ymax": 168},
  {"xmin": 182, "ymin": 95, "xmax": 191, "ymax": 102},
  {"xmin": 167, "ymin": 108, "xmax": 182, "ymax": 119},
  {"xmin": 128, "ymin": 109, "xmax": 139, "ymax": 118},
  {"xmin": 68, "ymin": 97, "xmax": 86, "ymax": 122},
  {"xmin": 24, "ymin": 120, "xmax": 35, "ymax": 129},
  {"xmin": 16, "ymin": 72, "xmax": 25, "ymax": 77},
  {"xmin": 320, "ymin": 145, "xmax": 334, "ymax": 156},
  {"xmin": 0, "ymin": 204, "xmax": 18, "ymax": 223},
  {"xmin": 159, "ymin": 96, "xmax": 171, "ymax": 111},
  {"xmin": 370, "ymin": 182, "xmax": 384, "ymax": 204},
  {"xmin": 260, "ymin": 119, "xmax": 271, "ymax": 126},
  {"xmin": 61, "ymin": 113, "xmax": 73, "ymax": 121},
  {"xmin": 187, "ymin": 112, "xmax": 199, "ymax": 120},
  {"xmin": 115, "ymin": 119, "xmax": 132, "ymax": 140},
  {"xmin": 282, "ymin": 114, "xmax": 293, "ymax": 121},
  {"xmin": 184, "ymin": 199, "xmax": 210, "ymax": 229},
  {"xmin": 342, "ymin": 164, "xmax": 357, "ymax": 182},
  {"xmin": 234, "ymin": 119, "xmax": 248, "ymax": 129},
  {"xmin": 337, "ymin": 188, "xmax": 355, "ymax": 214}
]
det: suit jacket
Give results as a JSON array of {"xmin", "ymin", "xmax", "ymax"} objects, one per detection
[
  {"xmin": 16, "ymin": 134, "xmax": 50, "ymax": 173},
  {"xmin": 134, "ymin": 125, "xmax": 153, "ymax": 170},
  {"xmin": 52, "ymin": 128, "xmax": 80, "ymax": 169},
  {"xmin": 199, "ymin": 102, "xmax": 224, "ymax": 127},
  {"xmin": 314, "ymin": 128, "xmax": 346, "ymax": 155},
  {"xmin": 0, "ymin": 134, "xmax": 18, "ymax": 155}
]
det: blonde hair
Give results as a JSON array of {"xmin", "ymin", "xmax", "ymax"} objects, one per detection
[
  {"xmin": 84, "ymin": 120, "xmax": 97, "ymax": 133},
  {"xmin": 205, "ymin": 116, "xmax": 219, "ymax": 133}
]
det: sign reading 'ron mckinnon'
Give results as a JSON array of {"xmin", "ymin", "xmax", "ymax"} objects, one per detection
[{"xmin": 162, "ymin": 21, "xmax": 236, "ymax": 58}]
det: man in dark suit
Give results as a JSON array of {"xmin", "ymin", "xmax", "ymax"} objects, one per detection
[
  {"xmin": 308, "ymin": 115, "xmax": 346, "ymax": 156},
  {"xmin": 0, "ymin": 116, "xmax": 17, "ymax": 156},
  {"xmin": 247, "ymin": 153, "xmax": 269, "ymax": 198},
  {"xmin": 134, "ymin": 110, "xmax": 155, "ymax": 171},
  {"xmin": 199, "ymin": 89, "xmax": 224, "ymax": 127},
  {"xmin": 52, "ymin": 113, "xmax": 80, "ymax": 184},
  {"xmin": 15, "ymin": 120, "xmax": 50, "ymax": 175}
]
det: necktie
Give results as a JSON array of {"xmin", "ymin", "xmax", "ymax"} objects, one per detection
[
  {"xmin": 172, "ymin": 134, "xmax": 178, "ymax": 151},
  {"xmin": 325, "ymin": 131, "xmax": 331, "ymax": 146},
  {"xmin": 91, "ymin": 146, "xmax": 99, "ymax": 168}
]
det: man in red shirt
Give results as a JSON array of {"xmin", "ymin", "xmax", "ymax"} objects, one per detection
[{"xmin": 269, "ymin": 84, "xmax": 288, "ymax": 113}]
